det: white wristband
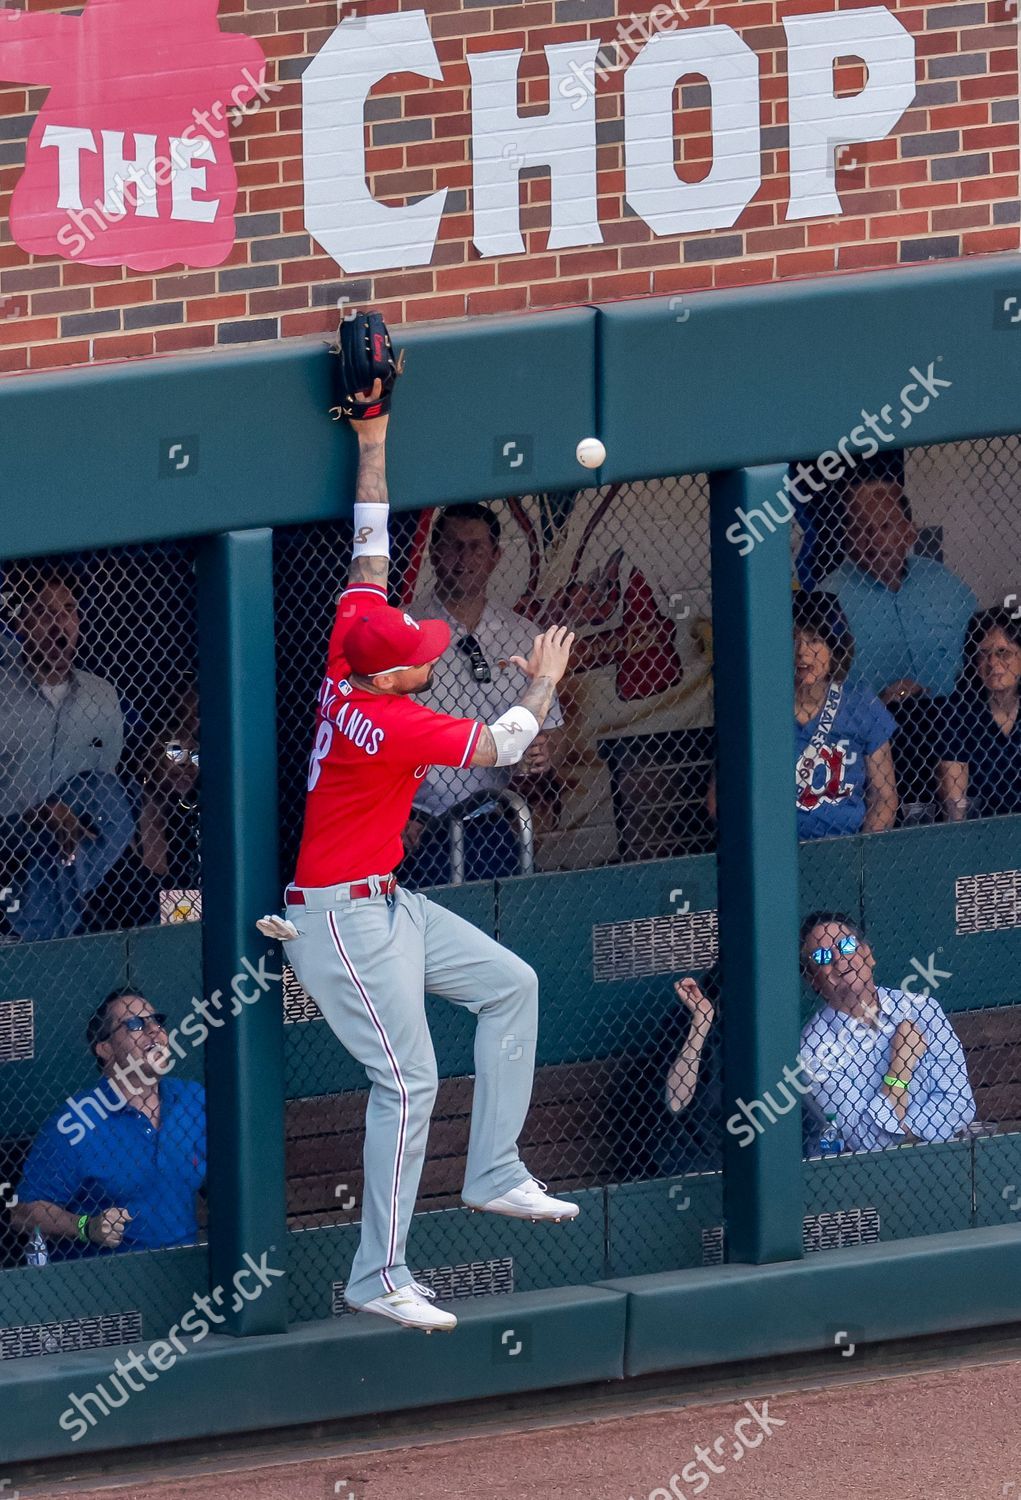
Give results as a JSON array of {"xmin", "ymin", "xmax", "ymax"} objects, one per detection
[
  {"xmin": 352, "ymin": 503, "xmax": 390, "ymax": 560},
  {"xmin": 489, "ymin": 706, "xmax": 540, "ymax": 766}
]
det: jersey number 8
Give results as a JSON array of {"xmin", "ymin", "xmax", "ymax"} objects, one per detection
[{"xmin": 307, "ymin": 720, "xmax": 334, "ymax": 791}]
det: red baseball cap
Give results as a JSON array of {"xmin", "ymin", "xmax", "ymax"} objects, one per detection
[{"xmin": 346, "ymin": 605, "xmax": 451, "ymax": 677}]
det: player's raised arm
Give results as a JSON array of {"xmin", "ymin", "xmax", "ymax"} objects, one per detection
[
  {"xmin": 330, "ymin": 311, "xmax": 403, "ymax": 592},
  {"xmin": 471, "ymin": 626, "xmax": 575, "ymax": 768}
]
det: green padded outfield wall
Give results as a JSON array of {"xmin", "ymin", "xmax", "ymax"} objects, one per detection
[{"xmin": 4, "ymin": 268, "xmax": 1021, "ymax": 1462}]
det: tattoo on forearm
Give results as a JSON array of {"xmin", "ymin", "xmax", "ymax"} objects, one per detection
[
  {"xmin": 348, "ymin": 555, "xmax": 389, "ymax": 586},
  {"xmin": 473, "ymin": 726, "xmax": 498, "ymax": 767},
  {"xmin": 355, "ymin": 440, "xmax": 388, "ymax": 505},
  {"xmin": 347, "ymin": 439, "xmax": 390, "ymax": 590},
  {"xmin": 517, "ymin": 674, "xmax": 557, "ymax": 728}
]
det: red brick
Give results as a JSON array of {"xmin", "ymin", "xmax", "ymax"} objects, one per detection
[
  {"xmin": 776, "ymin": 249, "xmax": 837, "ymax": 277},
  {"xmin": 964, "ymin": 124, "xmax": 1018, "ymax": 150},
  {"xmin": 0, "ymin": 345, "xmax": 28, "ymax": 374},
  {"xmin": 589, "ymin": 270, "xmax": 651, "ymax": 298},
  {"xmin": 188, "ymin": 295, "xmax": 250, "ymax": 320},
  {"xmin": 0, "ymin": 316, "xmax": 57, "ymax": 346},
  {"xmin": 963, "ymin": 172, "xmax": 1016, "ymax": 199},
  {"xmin": 406, "ymin": 294, "xmax": 468, "ymax": 321},
  {"xmin": 929, "ymin": 102, "xmax": 994, "ymax": 129},
  {"xmin": 838, "ymin": 242, "xmax": 897, "ymax": 269},
  {"xmin": 868, "ymin": 210, "xmax": 933, "ymax": 236},
  {"xmin": 95, "ymin": 279, "xmax": 156, "ymax": 308},
  {"xmin": 58, "ymin": 263, "xmax": 126, "ymax": 287},
  {"xmin": 27, "ymin": 339, "xmax": 91, "ymax": 370},
  {"xmin": 529, "ymin": 277, "xmax": 588, "ymax": 307},
  {"xmin": 499, "ymin": 255, "xmax": 556, "ymax": 282},
  {"xmin": 467, "ymin": 286, "xmax": 529, "ymax": 315},
  {"xmin": 807, "ymin": 217, "xmax": 868, "ymax": 246},
  {"xmin": 962, "ymin": 226, "xmax": 1019, "ymax": 252},
  {"xmin": 251, "ymin": 286, "xmax": 313, "ymax": 314},
  {"xmin": 154, "ymin": 325, "xmax": 218, "ymax": 354},
  {"xmin": 746, "ymin": 225, "xmax": 806, "ymax": 253},
  {"xmin": 31, "ymin": 288, "xmax": 92, "ymax": 315},
  {"xmin": 712, "ymin": 257, "xmax": 775, "ymax": 287},
  {"xmin": 91, "ymin": 333, "xmax": 156, "ymax": 361},
  {"xmin": 645, "ymin": 265, "xmax": 713, "ymax": 296},
  {"xmin": 902, "ymin": 181, "xmax": 960, "ymax": 208},
  {"xmin": 436, "ymin": 262, "xmax": 497, "ymax": 291},
  {"xmin": 282, "ymin": 258, "xmax": 338, "ymax": 284},
  {"xmin": 933, "ymin": 203, "xmax": 992, "ymax": 230}
]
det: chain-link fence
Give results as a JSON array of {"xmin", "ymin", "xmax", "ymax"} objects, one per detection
[
  {"xmin": 4, "ymin": 433, "xmax": 1021, "ymax": 1354},
  {"xmin": 0, "ymin": 542, "xmax": 207, "ymax": 1355},
  {"xmin": 276, "ymin": 437, "xmax": 1021, "ymax": 1322},
  {"xmin": 790, "ymin": 439, "xmax": 1021, "ymax": 1259}
]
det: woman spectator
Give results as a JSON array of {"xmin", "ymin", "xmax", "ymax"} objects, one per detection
[
  {"xmin": 706, "ymin": 592, "xmax": 898, "ymax": 839},
  {"xmin": 937, "ymin": 609, "xmax": 1021, "ymax": 821},
  {"xmin": 791, "ymin": 592, "xmax": 898, "ymax": 840}
]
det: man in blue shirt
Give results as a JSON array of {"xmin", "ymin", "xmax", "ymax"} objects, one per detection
[
  {"xmin": 799, "ymin": 912, "xmax": 975, "ymax": 1154},
  {"xmin": 819, "ymin": 463, "xmax": 978, "ymax": 704},
  {"xmin": 11, "ymin": 988, "xmax": 206, "ymax": 1256},
  {"xmin": 818, "ymin": 459, "xmax": 977, "ymax": 809}
]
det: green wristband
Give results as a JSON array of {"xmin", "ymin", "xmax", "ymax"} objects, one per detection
[
  {"xmin": 77, "ymin": 1213, "xmax": 90, "ymax": 1243},
  {"xmin": 883, "ymin": 1074, "xmax": 909, "ymax": 1092}
]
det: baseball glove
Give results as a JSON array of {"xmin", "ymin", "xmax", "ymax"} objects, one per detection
[{"xmin": 329, "ymin": 310, "xmax": 404, "ymax": 422}]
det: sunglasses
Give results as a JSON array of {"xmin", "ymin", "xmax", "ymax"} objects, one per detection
[
  {"xmin": 808, "ymin": 935, "xmax": 859, "ymax": 967},
  {"xmin": 458, "ymin": 634, "xmax": 492, "ymax": 684},
  {"xmin": 106, "ymin": 1012, "xmax": 167, "ymax": 1038}
]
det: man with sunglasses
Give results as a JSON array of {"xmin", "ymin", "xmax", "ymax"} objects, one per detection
[
  {"xmin": 401, "ymin": 504, "xmax": 564, "ymax": 889},
  {"xmin": 11, "ymin": 989, "xmax": 206, "ymax": 1257},
  {"xmin": 798, "ymin": 912, "xmax": 974, "ymax": 1153}
]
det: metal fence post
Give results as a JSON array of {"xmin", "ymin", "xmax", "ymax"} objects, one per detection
[
  {"xmin": 196, "ymin": 528, "xmax": 288, "ymax": 1334},
  {"xmin": 710, "ymin": 466, "xmax": 805, "ymax": 1264}
]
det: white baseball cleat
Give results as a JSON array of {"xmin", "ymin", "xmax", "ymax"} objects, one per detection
[
  {"xmin": 349, "ymin": 1285, "xmax": 458, "ymax": 1333},
  {"xmin": 464, "ymin": 1176, "xmax": 580, "ymax": 1223}
]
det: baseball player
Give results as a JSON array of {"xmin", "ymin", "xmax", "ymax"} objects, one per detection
[{"xmin": 258, "ymin": 313, "xmax": 577, "ymax": 1333}]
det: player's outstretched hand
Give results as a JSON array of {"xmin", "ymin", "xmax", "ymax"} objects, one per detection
[
  {"xmin": 510, "ymin": 625, "xmax": 575, "ymax": 685},
  {"xmin": 329, "ymin": 310, "xmax": 403, "ymax": 436}
]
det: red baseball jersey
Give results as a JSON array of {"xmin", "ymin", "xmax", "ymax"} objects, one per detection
[{"xmin": 293, "ymin": 584, "xmax": 483, "ymax": 885}]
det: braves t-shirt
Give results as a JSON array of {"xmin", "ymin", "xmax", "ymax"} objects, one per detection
[
  {"xmin": 795, "ymin": 683, "xmax": 895, "ymax": 840},
  {"xmin": 293, "ymin": 585, "xmax": 483, "ymax": 885}
]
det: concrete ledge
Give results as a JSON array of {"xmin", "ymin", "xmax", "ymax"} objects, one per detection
[
  {"xmin": 598, "ymin": 1224, "xmax": 1021, "ymax": 1377},
  {"xmin": 2, "ymin": 1283, "xmax": 628, "ymax": 1463}
]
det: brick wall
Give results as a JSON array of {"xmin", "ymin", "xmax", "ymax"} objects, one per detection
[{"xmin": 0, "ymin": 0, "xmax": 1017, "ymax": 373}]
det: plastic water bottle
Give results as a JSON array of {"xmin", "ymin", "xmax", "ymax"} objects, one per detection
[
  {"xmin": 818, "ymin": 1113, "xmax": 844, "ymax": 1158},
  {"xmin": 26, "ymin": 1226, "xmax": 48, "ymax": 1267}
]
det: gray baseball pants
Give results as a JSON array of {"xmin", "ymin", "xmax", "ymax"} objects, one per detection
[{"xmin": 283, "ymin": 880, "xmax": 537, "ymax": 1306}]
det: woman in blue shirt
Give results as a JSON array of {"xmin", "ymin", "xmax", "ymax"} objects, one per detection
[
  {"xmin": 792, "ymin": 593, "xmax": 898, "ymax": 840},
  {"xmin": 937, "ymin": 609, "xmax": 1021, "ymax": 821}
]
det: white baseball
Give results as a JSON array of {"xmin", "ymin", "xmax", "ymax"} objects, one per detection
[{"xmin": 575, "ymin": 437, "xmax": 606, "ymax": 469}]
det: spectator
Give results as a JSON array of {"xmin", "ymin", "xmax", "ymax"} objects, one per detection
[
  {"xmin": 818, "ymin": 457, "xmax": 978, "ymax": 704},
  {"xmin": 799, "ymin": 912, "xmax": 975, "ymax": 1153},
  {"xmin": 405, "ymin": 505, "xmax": 563, "ymax": 886},
  {"xmin": 89, "ymin": 677, "xmax": 202, "ymax": 930},
  {"xmin": 0, "ymin": 563, "xmax": 133, "ymax": 940},
  {"xmin": 706, "ymin": 593, "xmax": 898, "ymax": 839},
  {"xmin": 643, "ymin": 972, "xmax": 721, "ymax": 1176},
  {"xmin": 10, "ymin": 989, "xmax": 206, "ymax": 1256},
  {"xmin": 938, "ymin": 609, "xmax": 1021, "ymax": 822},
  {"xmin": 818, "ymin": 458, "xmax": 978, "ymax": 813}
]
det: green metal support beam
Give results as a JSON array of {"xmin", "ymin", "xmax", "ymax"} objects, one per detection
[
  {"xmin": 196, "ymin": 529, "xmax": 288, "ymax": 1335},
  {"xmin": 710, "ymin": 466, "xmax": 804, "ymax": 1265}
]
